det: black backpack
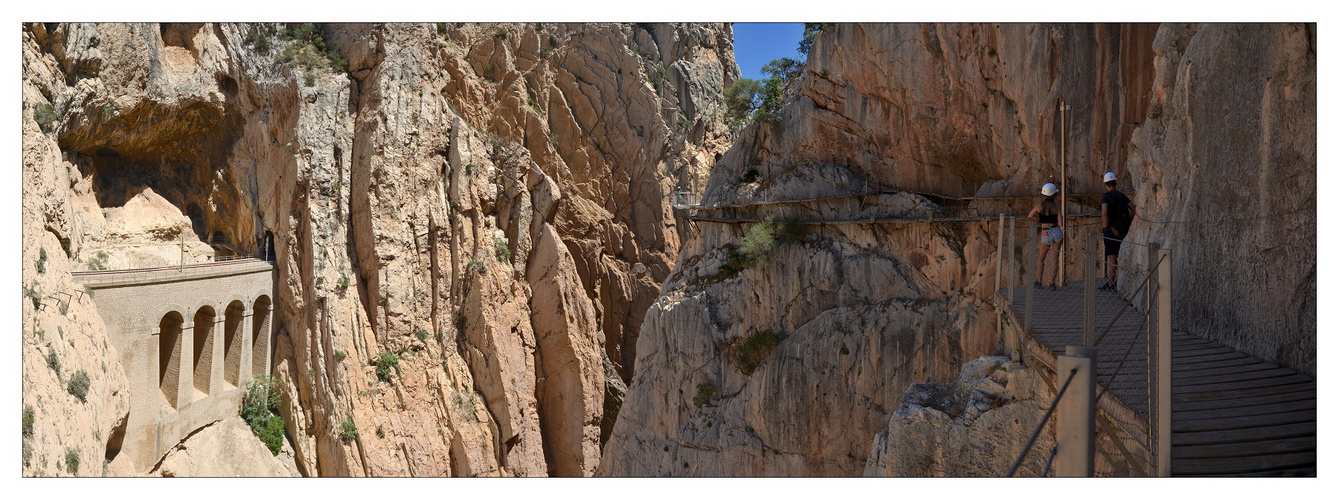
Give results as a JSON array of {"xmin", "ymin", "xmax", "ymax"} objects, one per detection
[{"xmin": 1109, "ymin": 194, "xmax": 1132, "ymax": 235}]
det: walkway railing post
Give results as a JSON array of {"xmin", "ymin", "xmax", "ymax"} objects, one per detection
[
  {"xmin": 1157, "ymin": 246, "xmax": 1173, "ymax": 477},
  {"xmin": 1056, "ymin": 345, "xmax": 1097, "ymax": 477},
  {"xmin": 1084, "ymin": 232, "xmax": 1096, "ymax": 347},
  {"xmin": 996, "ymin": 214, "xmax": 1005, "ymax": 350},
  {"xmin": 1024, "ymin": 221, "xmax": 1037, "ymax": 336},
  {"xmin": 1146, "ymin": 240, "xmax": 1161, "ymax": 467},
  {"xmin": 1009, "ymin": 217, "xmax": 1017, "ymax": 302}
]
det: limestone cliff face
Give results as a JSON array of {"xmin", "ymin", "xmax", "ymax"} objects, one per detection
[
  {"xmin": 1121, "ymin": 24, "xmax": 1315, "ymax": 376},
  {"xmin": 601, "ymin": 22, "xmax": 1313, "ymax": 476},
  {"xmin": 21, "ymin": 22, "xmax": 734, "ymax": 477}
]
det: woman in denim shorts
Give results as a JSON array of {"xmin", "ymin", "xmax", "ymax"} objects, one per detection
[{"xmin": 1028, "ymin": 183, "xmax": 1063, "ymax": 290}]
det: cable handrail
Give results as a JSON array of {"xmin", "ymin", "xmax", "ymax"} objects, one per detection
[{"xmin": 1006, "ymin": 367, "xmax": 1079, "ymax": 477}]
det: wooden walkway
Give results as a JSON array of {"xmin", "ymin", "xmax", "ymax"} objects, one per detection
[{"xmin": 1003, "ymin": 283, "xmax": 1316, "ymax": 477}]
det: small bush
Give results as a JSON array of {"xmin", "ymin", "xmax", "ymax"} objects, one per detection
[
  {"xmin": 337, "ymin": 274, "xmax": 350, "ymax": 291},
  {"xmin": 548, "ymin": 34, "xmax": 559, "ymax": 48},
  {"xmin": 375, "ymin": 350, "xmax": 399, "ymax": 383},
  {"xmin": 495, "ymin": 27, "xmax": 509, "ymax": 39},
  {"xmin": 339, "ymin": 416, "xmax": 357, "ymax": 444},
  {"xmin": 415, "ymin": 329, "xmax": 428, "ymax": 342},
  {"xmin": 22, "ymin": 441, "xmax": 32, "ymax": 468},
  {"xmin": 241, "ymin": 375, "xmax": 285, "ymax": 455},
  {"xmin": 467, "ymin": 259, "xmax": 487, "ymax": 276},
  {"xmin": 494, "ymin": 238, "xmax": 511, "ymax": 263},
  {"xmin": 692, "ymin": 381, "xmax": 715, "ymax": 408},
  {"xmin": 67, "ymin": 370, "xmax": 90, "ymax": 402},
  {"xmin": 451, "ymin": 312, "xmax": 466, "ymax": 332},
  {"xmin": 452, "ymin": 390, "xmax": 479, "ymax": 422},
  {"xmin": 436, "ymin": 23, "xmax": 449, "ymax": 37},
  {"xmin": 304, "ymin": 72, "xmax": 316, "ymax": 87},
  {"xmin": 87, "ymin": 251, "xmax": 109, "ymax": 271},
  {"xmin": 739, "ymin": 168, "xmax": 760, "ymax": 184},
  {"xmin": 741, "ymin": 216, "xmax": 779, "ymax": 267},
  {"xmin": 34, "ymin": 102, "xmax": 57, "ymax": 133},
  {"xmin": 36, "ymin": 248, "xmax": 47, "ymax": 274},
  {"xmin": 376, "ymin": 424, "xmax": 385, "ymax": 438},
  {"xmin": 734, "ymin": 329, "xmax": 781, "ymax": 375},
  {"xmin": 23, "ymin": 405, "xmax": 34, "ymax": 438},
  {"xmin": 65, "ymin": 447, "xmax": 79, "ymax": 474},
  {"xmin": 46, "ymin": 350, "xmax": 60, "ymax": 376},
  {"xmin": 334, "ymin": 350, "xmax": 347, "ymax": 362}
]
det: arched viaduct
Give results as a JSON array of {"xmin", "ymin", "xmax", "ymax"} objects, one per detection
[{"xmin": 73, "ymin": 258, "xmax": 277, "ymax": 471}]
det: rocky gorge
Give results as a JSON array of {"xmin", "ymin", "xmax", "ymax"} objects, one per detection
[{"xmin": 20, "ymin": 22, "xmax": 1313, "ymax": 478}]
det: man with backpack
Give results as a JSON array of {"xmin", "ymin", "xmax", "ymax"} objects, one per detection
[{"xmin": 1100, "ymin": 172, "xmax": 1135, "ymax": 290}]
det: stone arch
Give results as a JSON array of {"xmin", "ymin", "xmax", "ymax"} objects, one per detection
[
  {"xmin": 223, "ymin": 300, "xmax": 246, "ymax": 388},
  {"xmin": 159, "ymin": 311, "xmax": 185, "ymax": 410},
  {"xmin": 192, "ymin": 304, "xmax": 217, "ymax": 401},
  {"xmin": 251, "ymin": 295, "xmax": 272, "ymax": 378}
]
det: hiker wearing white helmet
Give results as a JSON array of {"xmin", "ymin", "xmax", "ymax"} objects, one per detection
[
  {"xmin": 1100, "ymin": 172, "xmax": 1135, "ymax": 290},
  {"xmin": 1028, "ymin": 182, "xmax": 1063, "ymax": 290}
]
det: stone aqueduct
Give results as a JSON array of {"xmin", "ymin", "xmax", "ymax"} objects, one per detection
[{"xmin": 73, "ymin": 259, "xmax": 276, "ymax": 470}]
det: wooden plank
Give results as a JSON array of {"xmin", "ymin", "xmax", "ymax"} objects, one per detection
[
  {"xmin": 1173, "ymin": 356, "xmax": 1275, "ymax": 373},
  {"xmin": 1174, "ymin": 367, "xmax": 1301, "ymax": 386},
  {"xmin": 1171, "ymin": 408, "xmax": 1314, "ymax": 433},
  {"xmin": 1172, "ymin": 421, "xmax": 1316, "ymax": 447},
  {"xmin": 1176, "ymin": 398, "xmax": 1315, "ymax": 421},
  {"xmin": 1175, "ymin": 373, "xmax": 1315, "ymax": 394},
  {"xmin": 1172, "ymin": 345, "xmax": 1236, "ymax": 357},
  {"xmin": 1169, "ymin": 351, "xmax": 1249, "ymax": 365},
  {"xmin": 1173, "ymin": 388, "xmax": 1316, "ymax": 412},
  {"xmin": 1172, "ymin": 451, "xmax": 1316, "ymax": 476},
  {"xmin": 1172, "ymin": 436, "xmax": 1316, "ymax": 459},
  {"xmin": 1173, "ymin": 381, "xmax": 1316, "ymax": 403}
]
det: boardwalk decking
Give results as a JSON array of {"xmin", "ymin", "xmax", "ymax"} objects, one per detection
[{"xmin": 1003, "ymin": 283, "xmax": 1316, "ymax": 477}]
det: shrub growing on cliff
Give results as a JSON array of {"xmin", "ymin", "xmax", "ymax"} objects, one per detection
[
  {"xmin": 34, "ymin": 102, "xmax": 56, "ymax": 133},
  {"xmin": 65, "ymin": 447, "xmax": 79, "ymax": 474},
  {"xmin": 45, "ymin": 350, "xmax": 60, "ymax": 376},
  {"xmin": 67, "ymin": 370, "xmax": 90, "ymax": 402},
  {"xmin": 36, "ymin": 248, "xmax": 47, "ymax": 274},
  {"xmin": 241, "ymin": 375, "xmax": 285, "ymax": 455},
  {"xmin": 733, "ymin": 329, "xmax": 781, "ymax": 376},
  {"xmin": 494, "ymin": 238, "xmax": 511, "ymax": 263},
  {"xmin": 797, "ymin": 23, "xmax": 830, "ymax": 56},
  {"xmin": 23, "ymin": 405, "xmax": 34, "ymax": 438},
  {"xmin": 375, "ymin": 350, "xmax": 399, "ymax": 383},
  {"xmin": 339, "ymin": 416, "xmax": 357, "ymax": 444},
  {"xmin": 692, "ymin": 381, "xmax": 716, "ymax": 408}
]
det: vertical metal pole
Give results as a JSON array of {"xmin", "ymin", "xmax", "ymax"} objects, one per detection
[
  {"xmin": 1146, "ymin": 240, "xmax": 1161, "ymax": 466},
  {"xmin": 1157, "ymin": 247, "xmax": 1173, "ymax": 477},
  {"xmin": 1057, "ymin": 345, "xmax": 1097, "ymax": 477},
  {"xmin": 996, "ymin": 214, "xmax": 1005, "ymax": 349},
  {"xmin": 1084, "ymin": 232, "xmax": 1096, "ymax": 347},
  {"xmin": 1009, "ymin": 218, "xmax": 1017, "ymax": 304},
  {"xmin": 1059, "ymin": 100, "xmax": 1067, "ymax": 286},
  {"xmin": 1024, "ymin": 221, "xmax": 1037, "ymax": 335}
]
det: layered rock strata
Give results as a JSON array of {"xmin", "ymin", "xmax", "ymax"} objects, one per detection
[{"xmin": 21, "ymin": 22, "xmax": 734, "ymax": 477}]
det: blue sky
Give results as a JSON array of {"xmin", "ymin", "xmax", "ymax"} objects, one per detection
[{"xmin": 731, "ymin": 23, "xmax": 805, "ymax": 81}]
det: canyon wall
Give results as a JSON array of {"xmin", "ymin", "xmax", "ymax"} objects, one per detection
[
  {"xmin": 20, "ymin": 22, "xmax": 735, "ymax": 476},
  {"xmin": 601, "ymin": 22, "xmax": 1313, "ymax": 476}
]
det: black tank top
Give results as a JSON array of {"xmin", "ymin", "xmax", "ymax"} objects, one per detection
[{"xmin": 1038, "ymin": 212, "xmax": 1058, "ymax": 225}]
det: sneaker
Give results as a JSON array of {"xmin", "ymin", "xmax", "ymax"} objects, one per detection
[
  {"xmin": 1034, "ymin": 281, "xmax": 1042, "ymax": 289},
  {"xmin": 1049, "ymin": 284, "xmax": 1057, "ymax": 291}
]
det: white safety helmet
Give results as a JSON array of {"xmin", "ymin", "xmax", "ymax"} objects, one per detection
[
  {"xmin": 1103, "ymin": 172, "xmax": 1117, "ymax": 183},
  {"xmin": 1041, "ymin": 183, "xmax": 1058, "ymax": 197}
]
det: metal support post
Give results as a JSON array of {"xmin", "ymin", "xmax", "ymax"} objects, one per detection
[
  {"xmin": 1009, "ymin": 217, "xmax": 1017, "ymax": 304},
  {"xmin": 1057, "ymin": 345, "xmax": 1097, "ymax": 477},
  {"xmin": 1156, "ymin": 247, "xmax": 1173, "ymax": 477},
  {"xmin": 1024, "ymin": 221, "xmax": 1037, "ymax": 336},
  {"xmin": 1145, "ymin": 241, "xmax": 1161, "ymax": 461},
  {"xmin": 1084, "ymin": 232, "xmax": 1096, "ymax": 347},
  {"xmin": 996, "ymin": 214, "xmax": 1005, "ymax": 349}
]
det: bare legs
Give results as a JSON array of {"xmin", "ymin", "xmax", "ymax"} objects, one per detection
[{"xmin": 1036, "ymin": 241, "xmax": 1058, "ymax": 287}]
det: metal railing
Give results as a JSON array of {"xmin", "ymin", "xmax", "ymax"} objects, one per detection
[{"xmin": 996, "ymin": 215, "xmax": 1174, "ymax": 477}]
